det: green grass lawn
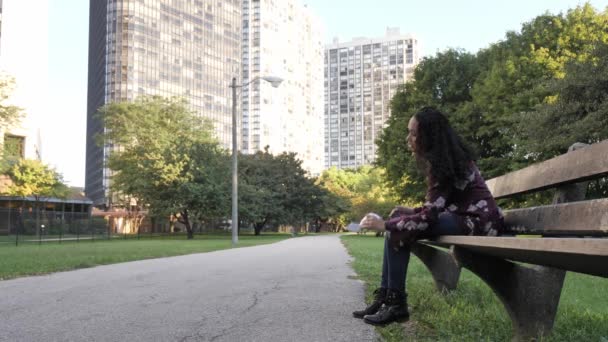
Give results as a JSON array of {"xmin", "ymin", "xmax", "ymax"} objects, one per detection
[
  {"xmin": 342, "ymin": 234, "xmax": 608, "ymax": 341},
  {"xmin": 0, "ymin": 233, "xmax": 292, "ymax": 280}
]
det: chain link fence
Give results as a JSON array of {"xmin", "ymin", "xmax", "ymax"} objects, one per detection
[
  {"xmin": 0, "ymin": 208, "xmax": 239, "ymax": 246},
  {"xmin": 0, "ymin": 207, "xmax": 109, "ymax": 246}
]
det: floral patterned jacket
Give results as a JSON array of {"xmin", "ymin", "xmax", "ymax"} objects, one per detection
[{"xmin": 385, "ymin": 163, "xmax": 503, "ymax": 249}]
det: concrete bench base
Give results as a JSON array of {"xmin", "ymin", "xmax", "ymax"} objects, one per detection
[{"xmin": 455, "ymin": 247, "xmax": 566, "ymax": 341}]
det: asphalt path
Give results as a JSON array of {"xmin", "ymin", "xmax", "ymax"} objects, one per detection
[{"xmin": 0, "ymin": 235, "xmax": 379, "ymax": 342}]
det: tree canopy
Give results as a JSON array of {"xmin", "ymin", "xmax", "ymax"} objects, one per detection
[
  {"xmin": 376, "ymin": 4, "xmax": 608, "ymax": 203},
  {"xmin": 3, "ymin": 159, "xmax": 69, "ymax": 200},
  {"xmin": 316, "ymin": 166, "xmax": 407, "ymax": 227},
  {"xmin": 99, "ymin": 96, "xmax": 230, "ymax": 239},
  {"xmin": 0, "ymin": 74, "xmax": 24, "ymax": 131},
  {"xmin": 238, "ymin": 148, "xmax": 345, "ymax": 234},
  {"xmin": 100, "ymin": 97, "xmax": 340, "ymax": 237}
]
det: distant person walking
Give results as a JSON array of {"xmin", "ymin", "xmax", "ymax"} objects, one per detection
[{"xmin": 354, "ymin": 107, "xmax": 504, "ymax": 325}]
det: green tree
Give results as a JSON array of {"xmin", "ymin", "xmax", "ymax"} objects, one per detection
[
  {"xmin": 521, "ymin": 42, "xmax": 608, "ymax": 158},
  {"xmin": 314, "ymin": 167, "xmax": 356, "ymax": 228},
  {"xmin": 3, "ymin": 159, "xmax": 69, "ymax": 235},
  {"xmin": 4, "ymin": 159, "xmax": 69, "ymax": 199},
  {"xmin": 238, "ymin": 149, "xmax": 282, "ymax": 235},
  {"xmin": 471, "ymin": 3, "xmax": 608, "ymax": 173},
  {"xmin": 0, "ymin": 74, "xmax": 25, "ymax": 166},
  {"xmin": 376, "ymin": 4, "xmax": 608, "ymax": 204},
  {"xmin": 521, "ymin": 42, "xmax": 608, "ymax": 199},
  {"xmin": 316, "ymin": 166, "xmax": 406, "ymax": 227},
  {"xmin": 0, "ymin": 74, "xmax": 24, "ymax": 130},
  {"xmin": 100, "ymin": 96, "xmax": 230, "ymax": 239},
  {"xmin": 238, "ymin": 148, "xmax": 334, "ymax": 235},
  {"xmin": 306, "ymin": 179, "xmax": 349, "ymax": 232}
]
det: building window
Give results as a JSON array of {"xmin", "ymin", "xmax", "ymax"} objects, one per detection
[{"xmin": 3, "ymin": 134, "xmax": 25, "ymax": 159}]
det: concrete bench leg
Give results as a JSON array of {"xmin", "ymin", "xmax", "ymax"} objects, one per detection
[
  {"xmin": 411, "ymin": 243, "xmax": 461, "ymax": 293},
  {"xmin": 453, "ymin": 247, "xmax": 566, "ymax": 341}
]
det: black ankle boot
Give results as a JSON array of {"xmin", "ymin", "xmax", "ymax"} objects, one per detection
[
  {"xmin": 353, "ymin": 288, "xmax": 386, "ymax": 319},
  {"xmin": 363, "ymin": 289, "xmax": 409, "ymax": 325}
]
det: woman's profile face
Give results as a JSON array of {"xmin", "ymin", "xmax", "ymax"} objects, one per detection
[{"xmin": 407, "ymin": 116, "xmax": 418, "ymax": 153}]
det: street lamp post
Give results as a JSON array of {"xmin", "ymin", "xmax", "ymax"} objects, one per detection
[
  {"xmin": 231, "ymin": 77, "xmax": 238, "ymax": 248},
  {"xmin": 229, "ymin": 75, "xmax": 283, "ymax": 247}
]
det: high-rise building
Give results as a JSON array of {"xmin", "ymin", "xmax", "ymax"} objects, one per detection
[
  {"xmin": 324, "ymin": 28, "xmax": 420, "ymax": 169},
  {"xmin": 0, "ymin": 0, "xmax": 48, "ymax": 161},
  {"xmin": 241, "ymin": 0, "xmax": 324, "ymax": 175},
  {"xmin": 86, "ymin": 0, "xmax": 241, "ymax": 206}
]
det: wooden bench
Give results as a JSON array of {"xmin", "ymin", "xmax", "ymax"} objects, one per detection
[{"xmin": 410, "ymin": 140, "xmax": 608, "ymax": 341}]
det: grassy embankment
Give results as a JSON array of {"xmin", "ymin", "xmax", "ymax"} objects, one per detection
[
  {"xmin": 0, "ymin": 232, "xmax": 292, "ymax": 280},
  {"xmin": 342, "ymin": 234, "xmax": 608, "ymax": 341}
]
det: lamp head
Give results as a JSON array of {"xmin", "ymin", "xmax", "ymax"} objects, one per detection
[{"xmin": 261, "ymin": 76, "xmax": 283, "ymax": 88}]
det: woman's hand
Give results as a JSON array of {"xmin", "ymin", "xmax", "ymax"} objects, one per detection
[{"xmin": 359, "ymin": 213, "xmax": 385, "ymax": 231}]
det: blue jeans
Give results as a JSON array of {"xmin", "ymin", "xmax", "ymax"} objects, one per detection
[{"xmin": 380, "ymin": 213, "xmax": 462, "ymax": 292}]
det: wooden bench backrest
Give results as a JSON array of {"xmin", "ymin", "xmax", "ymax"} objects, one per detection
[
  {"xmin": 486, "ymin": 140, "xmax": 608, "ymax": 199},
  {"xmin": 485, "ymin": 139, "xmax": 608, "ymax": 236}
]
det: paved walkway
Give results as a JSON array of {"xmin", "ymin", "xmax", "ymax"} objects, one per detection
[{"xmin": 0, "ymin": 235, "xmax": 379, "ymax": 342}]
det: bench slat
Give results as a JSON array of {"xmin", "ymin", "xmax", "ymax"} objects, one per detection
[
  {"xmin": 486, "ymin": 139, "xmax": 608, "ymax": 199},
  {"xmin": 422, "ymin": 236, "xmax": 608, "ymax": 277},
  {"xmin": 503, "ymin": 198, "xmax": 608, "ymax": 235}
]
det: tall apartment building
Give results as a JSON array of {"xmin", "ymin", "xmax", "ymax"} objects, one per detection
[
  {"xmin": 241, "ymin": 0, "xmax": 324, "ymax": 175},
  {"xmin": 0, "ymin": 0, "xmax": 48, "ymax": 161},
  {"xmin": 86, "ymin": 0, "xmax": 241, "ymax": 206},
  {"xmin": 324, "ymin": 28, "xmax": 420, "ymax": 169}
]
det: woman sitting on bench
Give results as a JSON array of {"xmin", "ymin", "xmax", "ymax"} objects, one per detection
[{"xmin": 355, "ymin": 107, "xmax": 504, "ymax": 326}]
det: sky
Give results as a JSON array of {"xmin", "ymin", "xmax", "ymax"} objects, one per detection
[{"xmin": 46, "ymin": 0, "xmax": 606, "ymax": 187}]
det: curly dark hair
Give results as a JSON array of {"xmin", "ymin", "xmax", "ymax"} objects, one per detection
[{"xmin": 413, "ymin": 107, "xmax": 476, "ymax": 188}]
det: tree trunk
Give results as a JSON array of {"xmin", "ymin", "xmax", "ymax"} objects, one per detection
[
  {"xmin": 254, "ymin": 223, "xmax": 262, "ymax": 235},
  {"xmin": 253, "ymin": 219, "xmax": 266, "ymax": 236},
  {"xmin": 180, "ymin": 210, "xmax": 194, "ymax": 239}
]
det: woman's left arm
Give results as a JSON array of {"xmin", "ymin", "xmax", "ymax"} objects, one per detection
[{"xmin": 384, "ymin": 185, "xmax": 452, "ymax": 232}]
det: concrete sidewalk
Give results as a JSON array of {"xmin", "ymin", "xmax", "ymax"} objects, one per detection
[{"xmin": 0, "ymin": 235, "xmax": 379, "ymax": 342}]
